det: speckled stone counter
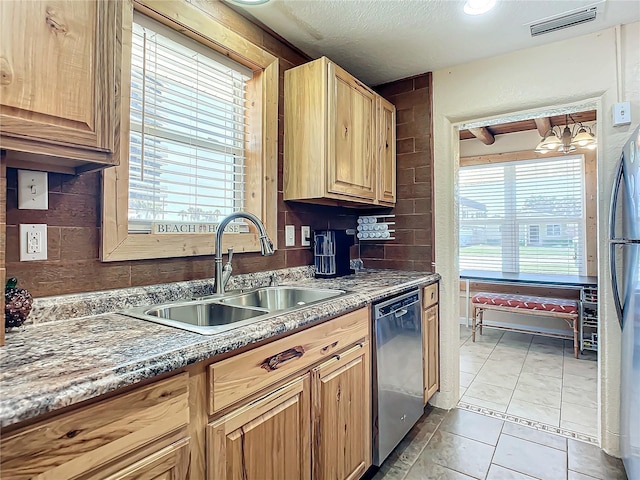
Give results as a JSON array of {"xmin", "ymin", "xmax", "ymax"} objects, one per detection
[{"xmin": 0, "ymin": 268, "xmax": 439, "ymax": 428}]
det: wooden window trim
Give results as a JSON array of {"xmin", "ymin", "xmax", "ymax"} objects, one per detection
[
  {"xmin": 101, "ymin": 0, "xmax": 278, "ymax": 261},
  {"xmin": 460, "ymin": 148, "xmax": 597, "ymax": 276}
]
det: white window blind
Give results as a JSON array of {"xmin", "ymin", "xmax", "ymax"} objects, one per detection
[
  {"xmin": 128, "ymin": 13, "xmax": 252, "ymax": 232},
  {"xmin": 459, "ymin": 155, "xmax": 586, "ymax": 276}
]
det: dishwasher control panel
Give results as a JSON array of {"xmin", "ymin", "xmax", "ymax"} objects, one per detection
[{"xmin": 374, "ymin": 290, "xmax": 421, "ymax": 319}]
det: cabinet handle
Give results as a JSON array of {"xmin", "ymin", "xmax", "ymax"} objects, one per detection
[
  {"xmin": 260, "ymin": 346, "xmax": 305, "ymax": 372},
  {"xmin": 333, "ymin": 342, "xmax": 365, "ymax": 362}
]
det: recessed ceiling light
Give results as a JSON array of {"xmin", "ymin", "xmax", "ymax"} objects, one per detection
[
  {"xmin": 464, "ymin": 0, "xmax": 497, "ymax": 15},
  {"xmin": 228, "ymin": 0, "xmax": 270, "ymax": 5}
]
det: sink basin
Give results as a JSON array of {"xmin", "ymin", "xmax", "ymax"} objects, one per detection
[
  {"xmin": 122, "ymin": 286, "xmax": 346, "ymax": 335},
  {"xmin": 219, "ymin": 286, "xmax": 344, "ymax": 311},
  {"xmin": 146, "ymin": 302, "xmax": 267, "ymax": 326}
]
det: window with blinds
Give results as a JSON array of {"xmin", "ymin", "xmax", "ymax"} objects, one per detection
[
  {"xmin": 459, "ymin": 155, "xmax": 586, "ymax": 276},
  {"xmin": 128, "ymin": 13, "xmax": 253, "ymax": 232}
]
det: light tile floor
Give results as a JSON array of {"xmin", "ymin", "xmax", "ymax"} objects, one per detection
[
  {"xmin": 458, "ymin": 325, "xmax": 598, "ymax": 440},
  {"xmin": 373, "ymin": 407, "xmax": 627, "ymax": 480}
]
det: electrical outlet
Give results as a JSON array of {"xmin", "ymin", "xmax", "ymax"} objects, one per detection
[
  {"xmin": 285, "ymin": 225, "xmax": 295, "ymax": 246},
  {"xmin": 20, "ymin": 224, "xmax": 47, "ymax": 261},
  {"xmin": 301, "ymin": 226, "xmax": 311, "ymax": 247},
  {"xmin": 18, "ymin": 170, "xmax": 48, "ymax": 210},
  {"xmin": 27, "ymin": 230, "xmax": 41, "ymax": 254}
]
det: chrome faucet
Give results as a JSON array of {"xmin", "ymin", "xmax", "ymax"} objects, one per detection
[{"xmin": 214, "ymin": 211, "xmax": 274, "ymax": 294}]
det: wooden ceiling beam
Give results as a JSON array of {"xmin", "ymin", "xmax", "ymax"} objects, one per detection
[
  {"xmin": 534, "ymin": 117, "xmax": 552, "ymax": 136},
  {"xmin": 468, "ymin": 127, "xmax": 495, "ymax": 145}
]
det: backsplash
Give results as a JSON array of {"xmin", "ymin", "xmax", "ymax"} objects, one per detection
[
  {"xmin": 4, "ymin": 168, "xmax": 358, "ymax": 297},
  {"xmin": 361, "ymin": 73, "xmax": 434, "ymax": 271}
]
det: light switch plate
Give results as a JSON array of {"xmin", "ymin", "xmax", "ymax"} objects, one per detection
[
  {"xmin": 613, "ymin": 101, "xmax": 631, "ymax": 126},
  {"xmin": 18, "ymin": 170, "xmax": 48, "ymax": 210},
  {"xmin": 20, "ymin": 224, "xmax": 47, "ymax": 261},
  {"xmin": 285, "ymin": 225, "xmax": 295, "ymax": 246},
  {"xmin": 301, "ymin": 226, "xmax": 311, "ymax": 247}
]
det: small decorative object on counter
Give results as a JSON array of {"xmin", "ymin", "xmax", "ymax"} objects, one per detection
[
  {"xmin": 357, "ymin": 215, "xmax": 395, "ymax": 240},
  {"xmin": 5, "ymin": 277, "xmax": 33, "ymax": 330}
]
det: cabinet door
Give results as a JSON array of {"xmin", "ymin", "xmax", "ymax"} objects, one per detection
[
  {"xmin": 311, "ymin": 342, "xmax": 371, "ymax": 480},
  {"xmin": 0, "ymin": 374, "xmax": 189, "ymax": 479},
  {"xmin": 99, "ymin": 438, "xmax": 190, "ymax": 480},
  {"xmin": 423, "ymin": 304, "xmax": 439, "ymax": 403},
  {"xmin": 207, "ymin": 375, "xmax": 311, "ymax": 480},
  {"xmin": 0, "ymin": 0, "xmax": 117, "ymax": 159},
  {"xmin": 327, "ymin": 63, "xmax": 377, "ymax": 202},
  {"xmin": 377, "ymin": 97, "xmax": 396, "ymax": 205}
]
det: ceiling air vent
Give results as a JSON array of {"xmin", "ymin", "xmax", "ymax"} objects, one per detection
[{"xmin": 530, "ymin": 7, "xmax": 598, "ymax": 37}]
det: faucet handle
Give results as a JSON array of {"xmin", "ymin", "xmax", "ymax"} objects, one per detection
[{"xmin": 226, "ymin": 248, "xmax": 234, "ymax": 264}]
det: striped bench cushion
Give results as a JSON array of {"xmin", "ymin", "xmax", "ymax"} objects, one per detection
[{"xmin": 471, "ymin": 292, "xmax": 578, "ymax": 315}]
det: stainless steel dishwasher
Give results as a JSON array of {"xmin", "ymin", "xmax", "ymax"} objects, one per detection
[{"xmin": 372, "ymin": 289, "xmax": 423, "ymax": 466}]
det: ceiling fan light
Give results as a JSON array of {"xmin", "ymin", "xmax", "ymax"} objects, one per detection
[
  {"xmin": 464, "ymin": 0, "xmax": 497, "ymax": 15},
  {"xmin": 573, "ymin": 129, "xmax": 596, "ymax": 147},
  {"xmin": 535, "ymin": 141, "xmax": 548, "ymax": 153},
  {"xmin": 539, "ymin": 132, "xmax": 561, "ymax": 150}
]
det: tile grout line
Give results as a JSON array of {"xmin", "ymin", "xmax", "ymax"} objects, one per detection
[
  {"xmin": 503, "ymin": 334, "xmax": 530, "ymax": 418},
  {"xmin": 484, "ymin": 415, "xmax": 508, "ymax": 479},
  {"xmin": 397, "ymin": 411, "xmax": 448, "ymax": 480}
]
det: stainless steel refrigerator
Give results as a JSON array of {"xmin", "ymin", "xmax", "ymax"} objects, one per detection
[{"xmin": 610, "ymin": 124, "xmax": 640, "ymax": 479}]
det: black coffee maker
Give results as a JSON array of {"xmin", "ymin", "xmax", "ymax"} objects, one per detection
[{"xmin": 313, "ymin": 230, "xmax": 355, "ymax": 278}]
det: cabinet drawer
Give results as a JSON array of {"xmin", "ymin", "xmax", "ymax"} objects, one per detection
[
  {"xmin": 208, "ymin": 307, "xmax": 369, "ymax": 415},
  {"xmin": 1, "ymin": 373, "xmax": 189, "ymax": 479},
  {"xmin": 423, "ymin": 283, "xmax": 439, "ymax": 308}
]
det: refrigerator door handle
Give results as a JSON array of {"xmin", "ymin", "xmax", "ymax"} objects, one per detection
[
  {"xmin": 610, "ymin": 242, "xmax": 624, "ymax": 328},
  {"xmin": 609, "ymin": 155, "xmax": 625, "ymax": 328},
  {"xmin": 609, "ymin": 154, "xmax": 624, "ymax": 242}
]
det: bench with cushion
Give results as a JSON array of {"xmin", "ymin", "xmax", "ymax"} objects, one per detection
[{"xmin": 471, "ymin": 292, "xmax": 579, "ymax": 358}]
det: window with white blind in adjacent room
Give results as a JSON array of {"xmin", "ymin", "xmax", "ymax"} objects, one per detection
[
  {"xmin": 459, "ymin": 155, "xmax": 586, "ymax": 276},
  {"xmin": 128, "ymin": 12, "xmax": 253, "ymax": 233}
]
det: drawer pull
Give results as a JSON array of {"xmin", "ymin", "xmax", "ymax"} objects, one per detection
[
  {"xmin": 334, "ymin": 342, "xmax": 365, "ymax": 362},
  {"xmin": 261, "ymin": 346, "xmax": 305, "ymax": 372}
]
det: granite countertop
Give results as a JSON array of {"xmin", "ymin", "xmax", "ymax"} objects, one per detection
[{"xmin": 0, "ymin": 269, "xmax": 439, "ymax": 428}]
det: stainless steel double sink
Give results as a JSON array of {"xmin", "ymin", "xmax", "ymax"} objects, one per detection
[{"xmin": 122, "ymin": 286, "xmax": 346, "ymax": 335}]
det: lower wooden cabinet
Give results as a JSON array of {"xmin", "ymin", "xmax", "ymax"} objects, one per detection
[
  {"xmin": 0, "ymin": 374, "xmax": 189, "ymax": 479},
  {"xmin": 99, "ymin": 438, "xmax": 190, "ymax": 480},
  {"xmin": 1, "ymin": 309, "xmax": 373, "ymax": 480},
  {"xmin": 423, "ymin": 304, "xmax": 439, "ymax": 402},
  {"xmin": 207, "ymin": 307, "xmax": 371, "ymax": 480},
  {"xmin": 207, "ymin": 375, "xmax": 311, "ymax": 480},
  {"xmin": 311, "ymin": 342, "xmax": 371, "ymax": 480}
]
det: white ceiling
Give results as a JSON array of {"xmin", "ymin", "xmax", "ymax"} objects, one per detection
[{"xmin": 232, "ymin": 0, "xmax": 640, "ymax": 85}]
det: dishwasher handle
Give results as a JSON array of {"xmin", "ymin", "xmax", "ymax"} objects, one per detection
[{"xmin": 394, "ymin": 308, "xmax": 408, "ymax": 318}]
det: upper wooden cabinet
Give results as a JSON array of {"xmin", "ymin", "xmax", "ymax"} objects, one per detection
[
  {"xmin": 284, "ymin": 57, "xmax": 396, "ymax": 206},
  {"xmin": 0, "ymin": 0, "xmax": 120, "ymax": 174},
  {"xmin": 378, "ymin": 97, "xmax": 397, "ymax": 205}
]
